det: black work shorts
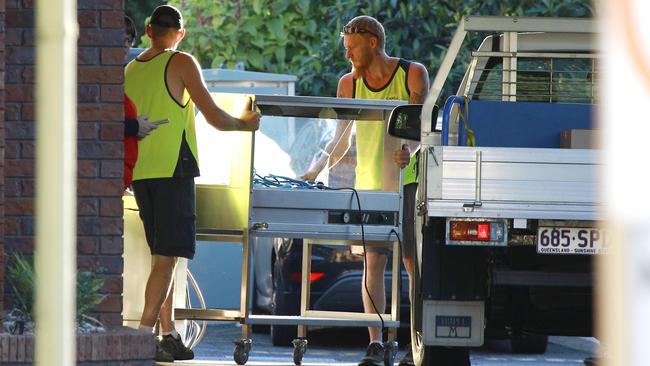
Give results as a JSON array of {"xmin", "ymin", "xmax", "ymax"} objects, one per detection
[{"xmin": 132, "ymin": 177, "xmax": 196, "ymax": 259}]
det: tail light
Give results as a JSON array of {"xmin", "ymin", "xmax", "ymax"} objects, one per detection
[
  {"xmin": 447, "ymin": 219, "xmax": 507, "ymax": 246},
  {"xmin": 289, "ymin": 271, "xmax": 325, "ymax": 283}
]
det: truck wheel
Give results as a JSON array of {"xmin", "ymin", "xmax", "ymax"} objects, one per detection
[
  {"xmin": 410, "ymin": 217, "xmax": 471, "ymax": 366},
  {"xmin": 510, "ymin": 334, "xmax": 548, "ymax": 354}
]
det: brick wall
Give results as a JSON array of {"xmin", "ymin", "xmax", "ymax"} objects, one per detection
[
  {"xmin": 0, "ymin": 0, "xmax": 6, "ymax": 318},
  {"xmin": 4, "ymin": 0, "xmax": 125, "ymax": 327}
]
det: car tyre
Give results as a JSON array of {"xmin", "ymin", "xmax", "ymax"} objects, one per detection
[{"xmin": 270, "ymin": 258, "xmax": 299, "ymax": 347}]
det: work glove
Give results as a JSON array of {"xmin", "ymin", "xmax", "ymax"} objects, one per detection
[{"xmin": 137, "ymin": 114, "xmax": 169, "ymax": 139}]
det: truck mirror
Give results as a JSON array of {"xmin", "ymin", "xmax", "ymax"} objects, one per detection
[{"xmin": 388, "ymin": 104, "xmax": 423, "ymax": 141}]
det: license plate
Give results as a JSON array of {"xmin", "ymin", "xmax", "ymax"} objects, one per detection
[{"xmin": 537, "ymin": 227, "xmax": 607, "ymax": 255}]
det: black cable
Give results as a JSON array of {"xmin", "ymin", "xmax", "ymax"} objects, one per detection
[{"xmin": 325, "ymin": 186, "xmax": 385, "ymax": 334}]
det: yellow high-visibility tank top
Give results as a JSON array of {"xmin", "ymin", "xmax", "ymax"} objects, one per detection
[
  {"xmin": 354, "ymin": 59, "xmax": 411, "ymax": 189},
  {"xmin": 125, "ymin": 50, "xmax": 199, "ymax": 180}
]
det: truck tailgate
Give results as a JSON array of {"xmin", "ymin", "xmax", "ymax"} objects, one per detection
[{"xmin": 425, "ymin": 146, "xmax": 601, "ymax": 220}]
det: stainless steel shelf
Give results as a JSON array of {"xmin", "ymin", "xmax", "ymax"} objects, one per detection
[{"xmin": 254, "ymin": 94, "xmax": 406, "ymax": 121}]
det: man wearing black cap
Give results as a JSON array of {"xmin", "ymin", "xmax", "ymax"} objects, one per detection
[{"xmin": 125, "ymin": 4, "xmax": 260, "ymax": 362}]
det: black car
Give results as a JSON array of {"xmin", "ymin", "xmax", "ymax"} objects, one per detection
[{"xmin": 262, "ymin": 237, "xmax": 410, "ymax": 346}]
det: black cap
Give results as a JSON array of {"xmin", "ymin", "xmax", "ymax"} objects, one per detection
[{"xmin": 150, "ymin": 5, "xmax": 183, "ymax": 29}]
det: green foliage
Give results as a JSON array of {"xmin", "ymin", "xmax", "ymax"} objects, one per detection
[
  {"xmin": 126, "ymin": 0, "xmax": 167, "ymax": 46},
  {"xmin": 168, "ymin": 0, "xmax": 593, "ymax": 101},
  {"xmin": 5, "ymin": 253, "xmax": 106, "ymax": 323},
  {"xmin": 76, "ymin": 271, "xmax": 107, "ymax": 321},
  {"xmin": 6, "ymin": 253, "xmax": 35, "ymax": 320}
]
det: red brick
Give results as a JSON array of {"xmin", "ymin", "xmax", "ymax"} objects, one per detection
[
  {"xmin": 101, "ymin": 47, "xmax": 126, "ymax": 65},
  {"xmin": 99, "ymin": 122, "xmax": 122, "ymax": 141},
  {"xmin": 77, "ymin": 255, "xmax": 98, "ymax": 271},
  {"xmin": 78, "ymin": 47, "xmax": 99, "ymax": 65},
  {"xmin": 78, "ymin": 28, "xmax": 122, "ymax": 47},
  {"xmin": 4, "ymin": 237, "xmax": 34, "ymax": 254},
  {"xmin": 6, "ymin": 159, "xmax": 34, "ymax": 177},
  {"xmin": 78, "ymin": 159, "xmax": 99, "ymax": 178},
  {"xmin": 78, "ymin": 122, "xmax": 98, "ymax": 139},
  {"xmin": 78, "ymin": 197, "xmax": 99, "ymax": 215},
  {"xmin": 78, "ymin": 141, "xmax": 121, "ymax": 160},
  {"xmin": 5, "ymin": 70, "xmax": 17, "ymax": 88},
  {"xmin": 20, "ymin": 141, "xmax": 34, "ymax": 158},
  {"xmin": 6, "ymin": 28, "xmax": 22, "ymax": 45},
  {"xmin": 21, "ymin": 66, "xmax": 34, "ymax": 83},
  {"xmin": 79, "ymin": 102, "xmax": 122, "ymax": 121},
  {"xmin": 78, "ymin": 0, "xmax": 123, "ymax": 10},
  {"xmin": 77, "ymin": 332, "xmax": 92, "ymax": 361},
  {"xmin": 97, "ymin": 255, "xmax": 123, "ymax": 274},
  {"xmin": 6, "ymin": 121, "xmax": 34, "ymax": 139},
  {"xmin": 78, "ymin": 65, "xmax": 123, "ymax": 84},
  {"xmin": 5, "ymin": 84, "xmax": 33, "ymax": 102},
  {"xmin": 20, "ymin": 217, "xmax": 34, "ymax": 236},
  {"xmin": 100, "ymin": 10, "xmax": 122, "ymax": 28},
  {"xmin": 5, "ymin": 141, "xmax": 18, "ymax": 159},
  {"xmin": 100, "ymin": 159, "xmax": 122, "ymax": 179},
  {"xmin": 101, "ymin": 274, "xmax": 123, "ymax": 293},
  {"xmin": 20, "ymin": 102, "xmax": 33, "ymax": 121},
  {"xmin": 78, "ymin": 236, "xmax": 98, "ymax": 254},
  {"xmin": 5, "ymin": 217, "xmax": 19, "ymax": 235},
  {"xmin": 101, "ymin": 84, "xmax": 123, "ymax": 103},
  {"xmin": 5, "ymin": 198, "xmax": 33, "ymax": 215},
  {"xmin": 21, "ymin": 179, "xmax": 34, "ymax": 196},
  {"xmin": 78, "ymin": 85, "xmax": 100, "ymax": 103},
  {"xmin": 22, "ymin": 28, "xmax": 34, "ymax": 47},
  {"xmin": 100, "ymin": 196, "xmax": 122, "ymax": 216},
  {"xmin": 100, "ymin": 236, "xmax": 123, "ymax": 255},
  {"xmin": 4, "ymin": 178, "xmax": 20, "ymax": 197},
  {"xmin": 78, "ymin": 10, "xmax": 99, "ymax": 28},
  {"xmin": 6, "ymin": 46, "xmax": 33, "ymax": 65},
  {"xmin": 5, "ymin": 103, "xmax": 20, "ymax": 121},
  {"xmin": 78, "ymin": 178, "xmax": 122, "ymax": 196},
  {"xmin": 6, "ymin": 9, "xmax": 33, "ymax": 27},
  {"xmin": 100, "ymin": 217, "xmax": 123, "ymax": 236}
]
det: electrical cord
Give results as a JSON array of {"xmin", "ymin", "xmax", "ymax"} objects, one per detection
[
  {"xmin": 253, "ymin": 171, "xmax": 324, "ymax": 189},
  {"xmin": 323, "ymin": 186, "xmax": 385, "ymax": 334}
]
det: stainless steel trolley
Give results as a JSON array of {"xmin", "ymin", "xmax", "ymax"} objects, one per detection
[{"xmin": 175, "ymin": 94, "xmax": 407, "ymax": 365}]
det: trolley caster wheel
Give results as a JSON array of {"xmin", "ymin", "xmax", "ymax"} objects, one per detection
[
  {"xmin": 383, "ymin": 340, "xmax": 398, "ymax": 366},
  {"xmin": 233, "ymin": 338, "xmax": 252, "ymax": 365},
  {"xmin": 291, "ymin": 338, "xmax": 308, "ymax": 365}
]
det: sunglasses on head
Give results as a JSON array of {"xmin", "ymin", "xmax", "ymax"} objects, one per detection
[{"xmin": 340, "ymin": 25, "xmax": 379, "ymax": 38}]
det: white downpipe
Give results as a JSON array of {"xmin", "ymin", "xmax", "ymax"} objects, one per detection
[{"xmin": 35, "ymin": 0, "xmax": 78, "ymax": 365}]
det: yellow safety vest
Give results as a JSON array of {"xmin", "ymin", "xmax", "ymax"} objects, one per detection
[
  {"xmin": 125, "ymin": 50, "xmax": 199, "ymax": 180},
  {"xmin": 403, "ymin": 152, "xmax": 418, "ymax": 186},
  {"xmin": 354, "ymin": 59, "xmax": 411, "ymax": 189}
]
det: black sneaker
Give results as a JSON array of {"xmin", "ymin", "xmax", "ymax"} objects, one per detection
[
  {"xmin": 160, "ymin": 334, "xmax": 195, "ymax": 360},
  {"xmin": 398, "ymin": 343, "xmax": 414, "ymax": 366},
  {"xmin": 358, "ymin": 342, "xmax": 385, "ymax": 366},
  {"xmin": 155, "ymin": 340, "xmax": 174, "ymax": 362}
]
